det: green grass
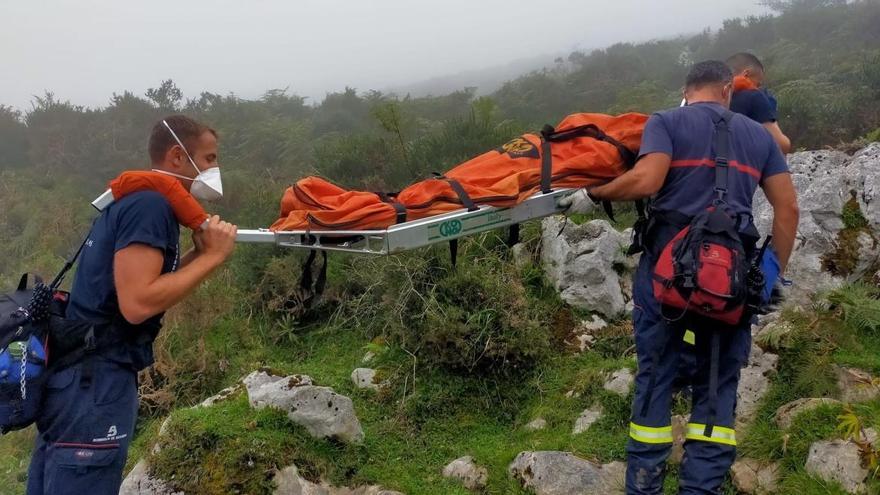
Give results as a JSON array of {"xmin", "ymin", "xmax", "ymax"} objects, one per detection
[
  {"xmin": 148, "ymin": 319, "xmax": 636, "ymax": 494},
  {"xmin": 0, "ymin": 428, "xmax": 34, "ymax": 494},
  {"xmin": 5, "ymin": 229, "xmax": 880, "ymax": 495},
  {"xmin": 738, "ymin": 288, "xmax": 880, "ymax": 495}
]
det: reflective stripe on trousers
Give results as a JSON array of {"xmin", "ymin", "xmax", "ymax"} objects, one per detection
[
  {"xmin": 629, "ymin": 422, "xmax": 673, "ymax": 444},
  {"xmin": 685, "ymin": 423, "xmax": 736, "ymax": 446}
]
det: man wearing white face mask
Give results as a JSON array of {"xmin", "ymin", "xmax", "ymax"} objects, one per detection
[{"xmin": 26, "ymin": 115, "xmax": 237, "ymax": 495}]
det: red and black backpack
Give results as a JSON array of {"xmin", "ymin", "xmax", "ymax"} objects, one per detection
[{"xmin": 651, "ymin": 109, "xmax": 750, "ymax": 326}]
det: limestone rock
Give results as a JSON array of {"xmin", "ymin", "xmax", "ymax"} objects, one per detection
[
  {"xmin": 751, "ymin": 144, "xmax": 880, "ymax": 300},
  {"xmin": 865, "ymin": 427, "xmax": 879, "ymax": 445},
  {"xmin": 572, "ymin": 406, "xmax": 603, "ymax": 435},
  {"xmin": 603, "ymin": 368, "xmax": 634, "ymax": 397},
  {"xmin": 582, "ymin": 315, "xmax": 609, "ymax": 331},
  {"xmin": 197, "ymin": 384, "xmax": 240, "ymax": 408},
  {"xmin": 736, "ymin": 345, "xmax": 778, "ymax": 428},
  {"xmin": 351, "ymin": 368, "xmax": 386, "ymax": 391},
  {"xmin": 567, "ymin": 315, "xmax": 609, "ymax": 353},
  {"xmin": 509, "ymin": 451, "xmax": 625, "ymax": 495},
  {"xmin": 245, "ymin": 371, "xmax": 364, "ymax": 444},
  {"xmin": 512, "ymin": 242, "xmax": 532, "ymax": 267},
  {"xmin": 442, "ymin": 456, "xmax": 489, "ymax": 491},
  {"xmin": 753, "ymin": 150, "xmax": 850, "ymax": 299},
  {"xmin": 836, "ymin": 367, "xmax": 880, "ymax": 403},
  {"xmin": 805, "ymin": 437, "xmax": 870, "ymax": 494},
  {"xmin": 273, "ymin": 464, "xmax": 404, "ymax": 495},
  {"xmin": 844, "ymin": 142, "xmax": 880, "ymax": 228},
  {"xmin": 730, "ymin": 458, "xmax": 780, "ymax": 495},
  {"xmin": 774, "ymin": 398, "xmax": 843, "ymax": 430},
  {"xmin": 243, "ymin": 370, "xmax": 314, "ymax": 392},
  {"xmin": 525, "ymin": 418, "xmax": 548, "ymax": 431},
  {"xmin": 753, "ymin": 311, "xmax": 781, "ymax": 333},
  {"xmin": 541, "ymin": 218, "xmax": 628, "ymax": 317},
  {"xmin": 753, "ymin": 319, "xmax": 794, "ymax": 350},
  {"xmin": 119, "ymin": 460, "xmax": 183, "ymax": 495}
]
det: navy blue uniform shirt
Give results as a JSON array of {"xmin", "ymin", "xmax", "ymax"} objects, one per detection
[
  {"xmin": 638, "ymin": 102, "xmax": 788, "ymax": 219},
  {"xmin": 66, "ymin": 191, "xmax": 180, "ymax": 370},
  {"xmin": 730, "ymin": 89, "xmax": 777, "ymax": 124}
]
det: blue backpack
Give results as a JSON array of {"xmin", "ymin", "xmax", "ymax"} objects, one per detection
[
  {"xmin": 0, "ymin": 235, "xmax": 86, "ymax": 434},
  {"xmin": 0, "ymin": 275, "xmax": 53, "ymax": 433}
]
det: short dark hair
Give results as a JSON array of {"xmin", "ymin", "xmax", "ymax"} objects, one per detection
[
  {"xmin": 148, "ymin": 115, "xmax": 217, "ymax": 164},
  {"xmin": 726, "ymin": 52, "xmax": 764, "ymax": 74},
  {"xmin": 685, "ymin": 60, "xmax": 733, "ymax": 90}
]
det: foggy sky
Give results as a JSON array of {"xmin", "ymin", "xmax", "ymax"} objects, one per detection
[{"xmin": 1, "ymin": 1, "xmax": 769, "ymax": 111}]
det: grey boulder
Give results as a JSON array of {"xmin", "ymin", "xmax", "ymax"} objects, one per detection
[
  {"xmin": 244, "ymin": 371, "xmax": 364, "ymax": 444},
  {"xmin": 118, "ymin": 460, "xmax": 183, "ymax": 495},
  {"xmin": 442, "ymin": 456, "xmax": 489, "ymax": 491},
  {"xmin": 509, "ymin": 451, "xmax": 625, "ymax": 495},
  {"xmin": 541, "ymin": 218, "xmax": 629, "ymax": 318},
  {"xmin": 273, "ymin": 464, "xmax": 403, "ymax": 495}
]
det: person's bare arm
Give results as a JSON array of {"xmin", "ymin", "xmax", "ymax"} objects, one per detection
[
  {"xmin": 761, "ymin": 173, "xmax": 799, "ymax": 271},
  {"xmin": 114, "ymin": 215, "xmax": 236, "ymax": 324},
  {"xmin": 763, "ymin": 122, "xmax": 792, "ymax": 154},
  {"xmin": 589, "ymin": 152, "xmax": 671, "ymax": 201}
]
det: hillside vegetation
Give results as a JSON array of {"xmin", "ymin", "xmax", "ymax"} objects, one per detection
[{"xmin": 1, "ymin": 1, "xmax": 879, "ymax": 494}]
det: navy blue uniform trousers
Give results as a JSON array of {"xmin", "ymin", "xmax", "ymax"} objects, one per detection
[
  {"xmin": 26, "ymin": 356, "xmax": 138, "ymax": 495},
  {"xmin": 626, "ymin": 250, "xmax": 751, "ymax": 494}
]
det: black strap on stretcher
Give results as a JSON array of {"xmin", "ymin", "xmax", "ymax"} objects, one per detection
[
  {"xmin": 296, "ymin": 249, "xmax": 328, "ymax": 310},
  {"xmin": 297, "ymin": 191, "xmax": 408, "ymax": 307},
  {"xmin": 539, "ymin": 123, "xmax": 636, "ymax": 225},
  {"xmin": 434, "ymin": 174, "xmax": 479, "ymax": 267},
  {"xmin": 377, "ymin": 192, "xmax": 408, "ymax": 225}
]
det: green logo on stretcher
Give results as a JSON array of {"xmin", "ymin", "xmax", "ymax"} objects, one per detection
[
  {"xmin": 426, "ymin": 210, "xmax": 511, "ymax": 242},
  {"xmin": 438, "ymin": 219, "xmax": 463, "ymax": 237}
]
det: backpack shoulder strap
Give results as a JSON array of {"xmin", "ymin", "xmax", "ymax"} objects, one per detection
[
  {"xmin": 50, "ymin": 218, "xmax": 99, "ymax": 290},
  {"xmin": 712, "ymin": 110, "xmax": 735, "ymax": 203}
]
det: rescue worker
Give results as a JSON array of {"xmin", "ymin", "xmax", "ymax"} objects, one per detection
[
  {"xmin": 561, "ymin": 60, "xmax": 798, "ymax": 493},
  {"xmin": 26, "ymin": 115, "xmax": 238, "ymax": 494},
  {"xmin": 727, "ymin": 52, "xmax": 792, "ymax": 153}
]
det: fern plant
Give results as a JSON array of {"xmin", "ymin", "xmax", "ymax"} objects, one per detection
[
  {"xmin": 827, "ymin": 283, "xmax": 880, "ymax": 334},
  {"xmin": 837, "ymin": 406, "xmax": 880, "ymax": 480}
]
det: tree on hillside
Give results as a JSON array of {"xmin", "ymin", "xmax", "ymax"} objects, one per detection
[
  {"xmin": 146, "ymin": 79, "xmax": 183, "ymax": 111},
  {"xmin": 0, "ymin": 105, "xmax": 28, "ymax": 168},
  {"xmin": 312, "ymin": 87, "xmax": 374, "ymax": 136},
  {"xmin": 761, "ymin": 0, "xmax": 847, "ymax": 13}
]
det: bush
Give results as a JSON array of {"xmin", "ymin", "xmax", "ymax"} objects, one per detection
[{"xmin": 333, "ymin": 238, "xmax": 564, "ymax": 374}]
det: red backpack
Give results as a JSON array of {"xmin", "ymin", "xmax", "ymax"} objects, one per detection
[{"xmin": 652, "ymin": 110, "xmax": 749, "ymax": 326}]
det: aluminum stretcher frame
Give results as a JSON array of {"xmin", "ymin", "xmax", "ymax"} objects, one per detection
[{"xmin": 234, "ymin": 188, "xmax": 576, "ymax": 255}]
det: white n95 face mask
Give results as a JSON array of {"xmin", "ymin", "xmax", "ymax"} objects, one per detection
[{"xmin": 152, "ymin": 120, "xmax": 224, "ymax": 202}]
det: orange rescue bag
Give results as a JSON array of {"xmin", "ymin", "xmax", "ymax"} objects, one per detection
[{"xmin": 271, "ymin": 112, "xmax": 647, "ymax": 231}]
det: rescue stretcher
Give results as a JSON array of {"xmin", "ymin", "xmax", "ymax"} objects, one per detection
[
  {"xmin": 233, "ymin": 187, "xmax": 575, "ymax": 255},
  {"xmin": 91, "ymin": 112, "xmax": 647, "ymax": 257}
]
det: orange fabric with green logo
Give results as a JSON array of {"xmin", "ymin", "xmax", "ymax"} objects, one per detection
[{"xmin": 271, "ymin": 112, "xmax": 648, "ymax": 231}]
